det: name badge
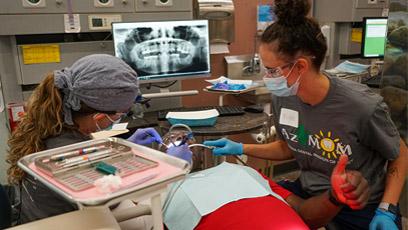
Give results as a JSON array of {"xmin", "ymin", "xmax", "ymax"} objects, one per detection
[{"xmin": 279, "ymin": 108, "xmax": 299, "ymax": 128}]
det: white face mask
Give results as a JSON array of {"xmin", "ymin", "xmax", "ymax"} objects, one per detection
[{"xmin": 263, "ymin": 62, "xmax": 301, "ymax": 97}]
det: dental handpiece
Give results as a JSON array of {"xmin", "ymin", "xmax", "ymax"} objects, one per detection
[
  {"xmin": 188, "ymin": 144, "xmax": 215, "ymax": 149},
  {"xmin": 188, "ymin": 144, "xmax": 248, "ymax": 166}
]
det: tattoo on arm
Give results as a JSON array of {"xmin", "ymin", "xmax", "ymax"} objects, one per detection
[
  {"xmin": 387, "ymin": 167, "xmax": 399, "ymax": 177},
  {"xmin": 286, "ymin": 195, "xmax": 302, "ymax": 213}
]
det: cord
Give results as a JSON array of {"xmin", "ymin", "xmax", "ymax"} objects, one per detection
[
  {"xmin": 188, "ymin": 144, "xmax": 214, "ymax": 149},
  {"xmin": 233, "ymin": 155, "xmax": 248, "ymax": 166},
  {"xmin": 103, "ymin": 32, "xmax": 112, "ymax": 41},
  {"xmin": 146, "ymin": 80, "xmax": 178, "ymax": 89}
]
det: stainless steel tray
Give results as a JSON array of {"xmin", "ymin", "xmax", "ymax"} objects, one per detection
[{"xmin": 18, "ymin": 138, "xmax": 190, "ymax": 206}]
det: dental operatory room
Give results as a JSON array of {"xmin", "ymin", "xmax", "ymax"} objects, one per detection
[{"xmin": 1, "ymin": 0, "xmax": 408, "ymax": 229}]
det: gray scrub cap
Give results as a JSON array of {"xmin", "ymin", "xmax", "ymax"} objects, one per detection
[{"xmin": 54, "ymin": 54, "xmax": 140, "ymax": 125}]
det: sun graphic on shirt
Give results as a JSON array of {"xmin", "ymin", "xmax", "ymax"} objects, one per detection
[{"xmin": 314, "ymin": 131, "xmax": 340, "ymax": 159}]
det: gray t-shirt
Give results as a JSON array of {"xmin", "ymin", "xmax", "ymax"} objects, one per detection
[
  {"xmin": 20, "ymin": 130, "xmax": 89, "ymax": 223},
  {"xmin": 271, "ymin": 76, "xmax": 400, "ymax": 204}
]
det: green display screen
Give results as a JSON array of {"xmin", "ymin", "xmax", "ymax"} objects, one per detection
[{"xmin": 362, "ymin": 18, "xmax": 388, "ymax": 58}]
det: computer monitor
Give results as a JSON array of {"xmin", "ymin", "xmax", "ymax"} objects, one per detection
[
  {"xmin": 361, "ymin": 17, "xmax": 388, "ymax": 58},
  {"xmin": 112, "ymin": 20, "xmax": 211, "ymax": 83}
]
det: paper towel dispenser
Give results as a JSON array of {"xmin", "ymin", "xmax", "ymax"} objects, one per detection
[{"xmin": 196, "ymin": 0, "xmax": 235, "ymax": 44}]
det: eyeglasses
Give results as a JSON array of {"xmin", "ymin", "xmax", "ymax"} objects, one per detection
[
  {"xmin": 93, "ymin": 112, "xmax": 126, "ymax": 131},
  {"xmin": 264, "ymin": 63, "xmax": 294, "ymax": 78},
  {"xmin": 93, "ymin": 112, "xmax": 126, "ymax": 122}
]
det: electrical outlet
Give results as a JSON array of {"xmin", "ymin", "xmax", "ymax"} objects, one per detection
[{"xmin": 368, "ymin": 0, "xmax": 378, "ymax": 4}]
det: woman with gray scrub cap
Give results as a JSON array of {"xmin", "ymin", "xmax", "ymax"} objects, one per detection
[{"xmin": 7, "ymin": 54, "xmax": 161, "ymax": 224}]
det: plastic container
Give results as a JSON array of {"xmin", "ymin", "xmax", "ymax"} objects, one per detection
[{"xmin": 166, "ymin": 109, "xmax": 219, "ymax": 127}]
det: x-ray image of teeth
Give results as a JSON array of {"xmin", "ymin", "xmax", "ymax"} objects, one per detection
[{"xmin": 114, "ymin": 24, "xmax": 209, "ymax": 77}]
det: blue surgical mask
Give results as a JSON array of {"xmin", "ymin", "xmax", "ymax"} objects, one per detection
[{"xmin": 263, "ymin": 64, "xmax": 301, "ymax": 97}]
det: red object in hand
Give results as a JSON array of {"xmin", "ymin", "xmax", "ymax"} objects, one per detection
[
  {"xmin": 331, "ymin": 154, "xmax": 348, "ymax": 204},
  {"xmin": 331, "ymin": 155, "xmax": 370, "ymax": 210}
]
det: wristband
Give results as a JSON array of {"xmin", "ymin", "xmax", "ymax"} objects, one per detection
[
  {"xmin": 379, "ymin": 202, "xmax": 398, "ymax": 215},
  {"xmin": 328, "ymin": 189, "xmax": 343, "ymax": 206}
]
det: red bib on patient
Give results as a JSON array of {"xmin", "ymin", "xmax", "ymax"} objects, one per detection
[{"xmin": 196, "ymin": 175, "xmax": 309, "ymax": 230}]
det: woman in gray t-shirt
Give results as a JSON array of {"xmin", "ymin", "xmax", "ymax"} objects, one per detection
[{"xmin": 204, "ymin": 0, "xmax": 408, "ymax": 229}]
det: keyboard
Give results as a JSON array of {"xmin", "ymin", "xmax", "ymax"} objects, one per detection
[{"xmin": 157, "ymin": 105, "xmax": 245, "ymax": 121}]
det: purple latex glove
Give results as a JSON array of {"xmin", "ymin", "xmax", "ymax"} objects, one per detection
[
  {"xmin": 127, "ymin": 128, "xmax": 162, "ymax": 145},
  {"xmin": 166, "ymin": 144, "xmax": 192, "ymax": 164}
]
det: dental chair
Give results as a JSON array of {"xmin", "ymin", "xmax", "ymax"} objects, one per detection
[{"xmin": 8, "ymin": 208, "xmax": 121, "ymax": 230}]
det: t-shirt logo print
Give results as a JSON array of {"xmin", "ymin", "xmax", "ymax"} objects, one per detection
[
  {"xmin": 282, "ymin": 126, "xmax": 353, "ymax": 163},
  {"xmin": 314, "ymin": 131, "xmax": 341, "ymax": 159}
]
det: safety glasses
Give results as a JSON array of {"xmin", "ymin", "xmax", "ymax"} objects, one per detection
[
  {"xmin": 93, "ymin": 112, "xmax": 126, "ymax": 131},
  {"xmin": 93, "ymin": 112, "xmax": 126, "ymax": 122},
  {"xmin": 264, "ymin": 62, "xmax": 294, "ymax": 78}
]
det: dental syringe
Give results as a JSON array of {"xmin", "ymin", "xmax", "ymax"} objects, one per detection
[{"xmin": 188, "ymin": 144, "xmax": 247, "ymax": 166}]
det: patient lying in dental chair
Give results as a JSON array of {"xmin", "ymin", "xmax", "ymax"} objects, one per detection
[
  {"xmin": 163, "ymin": 162, "xmax": 308, "ymax": 230},
  {"xmin": 162, "ymin": 145, "xmax": 369, "ymax": 230}
]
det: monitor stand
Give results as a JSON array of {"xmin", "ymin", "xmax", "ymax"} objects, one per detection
[
  {"xmin": 142, "ymin": 89, "xmax": 199, "ymax": 99},
  {"xmin": 125, "ymin": 89, "xmax": 199, "ymax": 130}
]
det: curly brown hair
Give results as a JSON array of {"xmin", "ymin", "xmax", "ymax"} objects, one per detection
[
  {"xmin": 7, "ymin": 73, "xmax": 67, "ymax": 184},
  {"xmin": 7, "ymin": 70, "xmax": 122, "ymax": 184}
]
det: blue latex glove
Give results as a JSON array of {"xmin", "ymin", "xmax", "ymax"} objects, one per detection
[
  {"xmin": 203, "ymin": 138, "xmax": 243, "ymax": 156},
  {"xmin": 369, "ymin": 209, "xmax": 398, "ymax": 230},
  {"xmin": 166, "ymin": 144, "xmax": 192, "ymax": 164},
  {"xmin": 127, "ymin": 128, "xmax": 162, "ymax": 145}
]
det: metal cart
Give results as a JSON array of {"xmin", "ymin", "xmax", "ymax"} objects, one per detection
[{"xmin": 18, "ymin": 138, "xmax": 190, "ymax": 230}]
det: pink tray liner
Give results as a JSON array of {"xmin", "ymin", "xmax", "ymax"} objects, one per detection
[{"xmin": 28, "ymin": 150, "xmax": 182, "ymax": 199}]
